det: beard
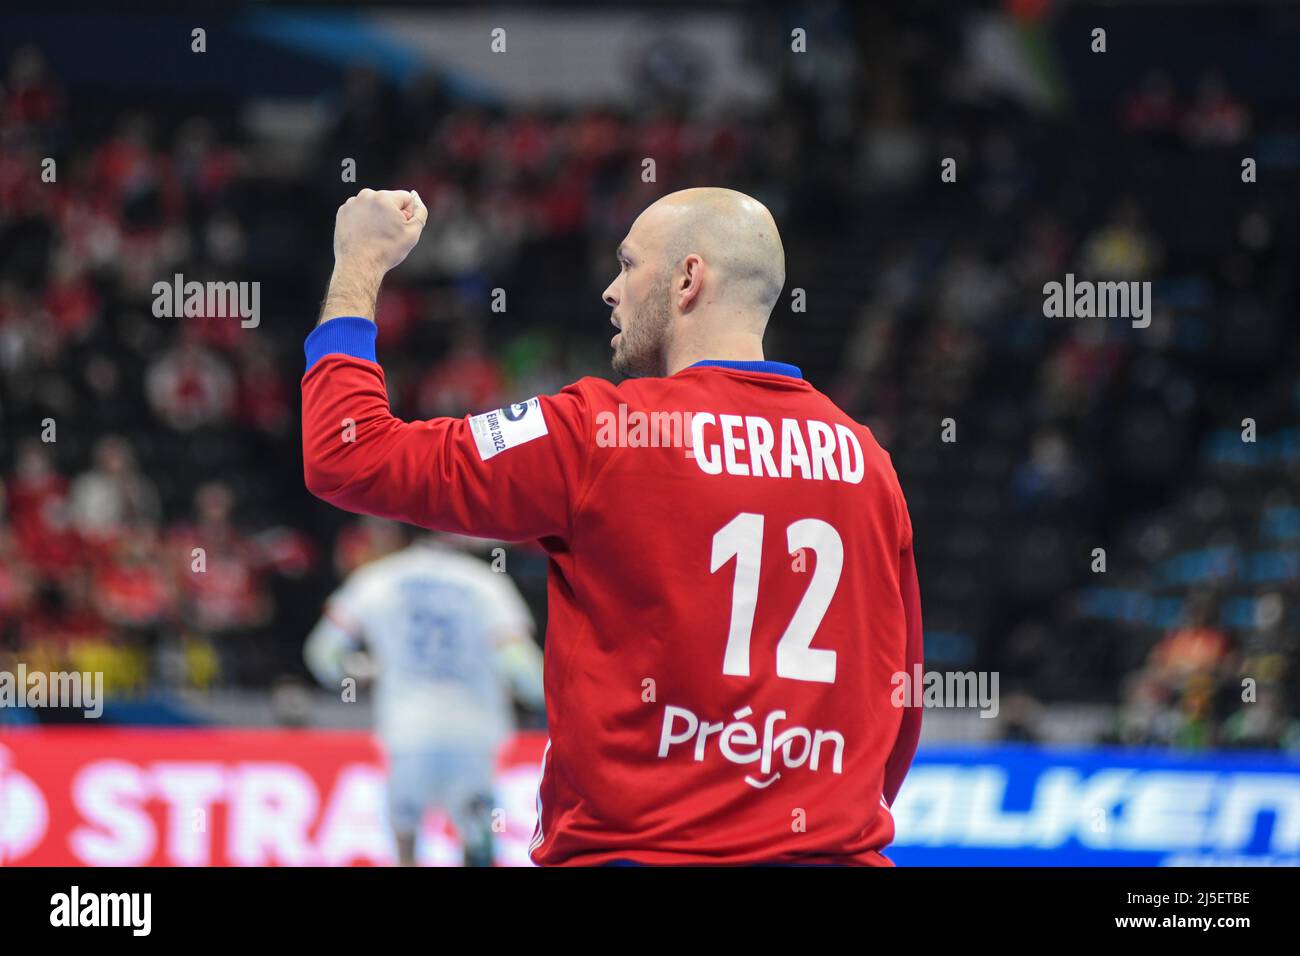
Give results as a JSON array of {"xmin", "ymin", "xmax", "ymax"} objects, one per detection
[{"xmin": 611, "ymin": 272, "xmax": 672, "ymax": 378}]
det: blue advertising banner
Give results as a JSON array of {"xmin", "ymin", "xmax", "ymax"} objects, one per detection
[{"xmin": 889, "ymin": 746, "xmax": 1300, "ymax": 866}]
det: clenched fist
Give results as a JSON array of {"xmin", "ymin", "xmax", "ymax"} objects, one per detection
[
  {"xmin": 333, "ymin": 188, "xmax": 428, "ymax": 274},
  {"xmin": 317, "ymin": 188, "xmax": 429, "ymax": 325}
]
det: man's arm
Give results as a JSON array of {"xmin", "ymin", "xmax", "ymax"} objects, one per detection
[
  {"xmin": 303, "ymin": 607, "xmax": 372, "ymax": 688},
  {"xmin": 475, "ymin": 563, "xmax": 545, "ymax": 710},
  {"xmin": 492, "ymin": 630, "xmax": 546, "ymax": 711},
  {"xmin": 303, "ymin": 188, "xmax": 593, "ymax": 541}
]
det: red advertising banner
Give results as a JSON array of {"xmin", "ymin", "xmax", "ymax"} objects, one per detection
[{"xmin": 0, "ymin": 728, "xmax": 548, "ymax": 866}]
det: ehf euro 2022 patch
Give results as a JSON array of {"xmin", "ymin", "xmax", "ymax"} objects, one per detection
[{"xmin": 469, "ymin": 398, "xmax": 549, "ymax": 461}]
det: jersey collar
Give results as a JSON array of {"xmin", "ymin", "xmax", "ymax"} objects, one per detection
[{"xmin": 687, "ymin": 359, "xmax": 803, "ymax": 379}]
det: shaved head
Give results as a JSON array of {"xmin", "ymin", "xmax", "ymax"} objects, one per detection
[
  {"xmin": 603, "ymin": 187, "xmax": 786, "ymax": 377},
  {"xmin": 641, "ymin": 187, "xmax": 786, "ymax": 319}
]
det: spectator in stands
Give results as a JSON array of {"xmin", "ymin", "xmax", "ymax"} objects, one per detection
[
  {"xmin": 997, "ymin": 693, "xmax": 1045, "ymax": 744},
  {"xmin": 2, "ymin": 45, "xmax": 64, "ymax": 133},
  {"xmin": 235, "ymin": 341, "xmax": 292, "ymax": 438},
  {"xmin": 1121, "ymin": 69, "xmax": 1180, "ymax": 135},
  {"xmin": 92, "ymin": 527, "xmax": 173, "ymax": 633},
  {"xmin": 1148, "ymin": 593, "xmax": 1230, "ymax": 691},
  {"xmin": 1172, "ymin": 672, "xmax": 1218, "ymax": 750},
  {"xmin": 7, "ymin": 440, "xmax": 79, "ymax": 580},
  {"xmin": 167, "ymin": 482, "xmax": 272, "ymax": 638},
  {"xmin": 1182, "ymin": 71, "xmax": 1250, "ymax": 148},
  {"xmin": 333, "ymin": 517, "xmax": 406, "ymax": 578},
  {"xmin": 145, "ymin": 334, "xmax": 236, "ymax": 431},
  {"xmin": 1010, "ymin": 427, "xmax": 1089, "ymax": 516},
  {"xmin": 1221, "ymin": 683, "xmax": 1300, "ymax": 751},
  {"xmin": 1078, "ymin": 199, "xmax": 1161, "ymax": 281},
  {"xmin": 1116, "ymin": 670, "xmax": 1180, "ymax": 747},
  {"xmin": 414, "ymin": 323, "xmax": 507, "ymax": 418},
  {"xmin": 69, "ymin": 435, "xmax": 161, "ymax": 550},
  {"xmin": 0, "ymin": 480, "xmax": 36, "ymax": 629}
]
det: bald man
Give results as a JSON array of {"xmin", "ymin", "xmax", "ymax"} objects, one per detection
[
  {"xmin": 302, "ymin": 186, "xmax": 923, "ymax": 866},
  {"xmin": 605, "ymin": 187, "xmax": 786, "ymax": 378}
]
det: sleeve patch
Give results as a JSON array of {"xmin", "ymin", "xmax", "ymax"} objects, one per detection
[{"xmin": 469, "ymin": 398, "xmax": 549, "ymax": 461}]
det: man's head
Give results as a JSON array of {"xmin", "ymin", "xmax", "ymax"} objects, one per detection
[{"xmin": 602, "ymin": 187, "xmax": 785, "ymax": 377}]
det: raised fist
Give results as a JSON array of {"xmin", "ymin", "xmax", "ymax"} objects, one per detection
[{"xmin": 333, "ymin": 188, "xmax": 428, "ymax": 274}]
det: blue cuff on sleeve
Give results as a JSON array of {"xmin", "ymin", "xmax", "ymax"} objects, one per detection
[{"xmin": 304, "ymin": 316, "xmax": 379, "ymax": 371}]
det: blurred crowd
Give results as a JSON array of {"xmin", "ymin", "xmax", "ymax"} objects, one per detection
[{"xmin": 0, "ymin": 10, "xmax": 1297, "ymax": 749}]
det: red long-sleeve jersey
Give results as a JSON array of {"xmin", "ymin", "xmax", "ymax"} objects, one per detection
[{"xmin": 302, "ymin": 316, "xmax": 923, "ymax": 866}]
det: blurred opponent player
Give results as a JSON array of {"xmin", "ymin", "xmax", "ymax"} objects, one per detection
[
  {"xmin": 302, "ymin": 186, "xmax": 923, "ymax": 865},
  {"xmin": 303, "ymin": 532, "xmax": 544, "ymax": 866}
]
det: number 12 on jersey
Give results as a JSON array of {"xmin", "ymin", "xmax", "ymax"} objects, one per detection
[{"xmin": 709, "ymin": 512, "xmax": 843, "ymax": 684}]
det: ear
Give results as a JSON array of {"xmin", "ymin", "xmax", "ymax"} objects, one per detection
[{"xmin": 677, "ymin": 253, "xmax": 705, "ymax": 311}]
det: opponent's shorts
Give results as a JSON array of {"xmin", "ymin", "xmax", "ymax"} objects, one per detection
[{"xmin": 385, "ymin": 746, "xmax": 497, "ymax": 836}]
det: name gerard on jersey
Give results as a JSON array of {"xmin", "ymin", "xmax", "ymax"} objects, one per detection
[
  {"xmin": 691, "ymin": 413, "xmax": 865, "ymax": 482},
  {"xmin": 592, "ymin": 404, "xmax": 866, "ymax": 482}
]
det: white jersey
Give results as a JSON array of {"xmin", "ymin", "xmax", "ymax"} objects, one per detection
[{"xmin": 317, "ymin": 543, "xmax": 534, "ymax": 752}]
